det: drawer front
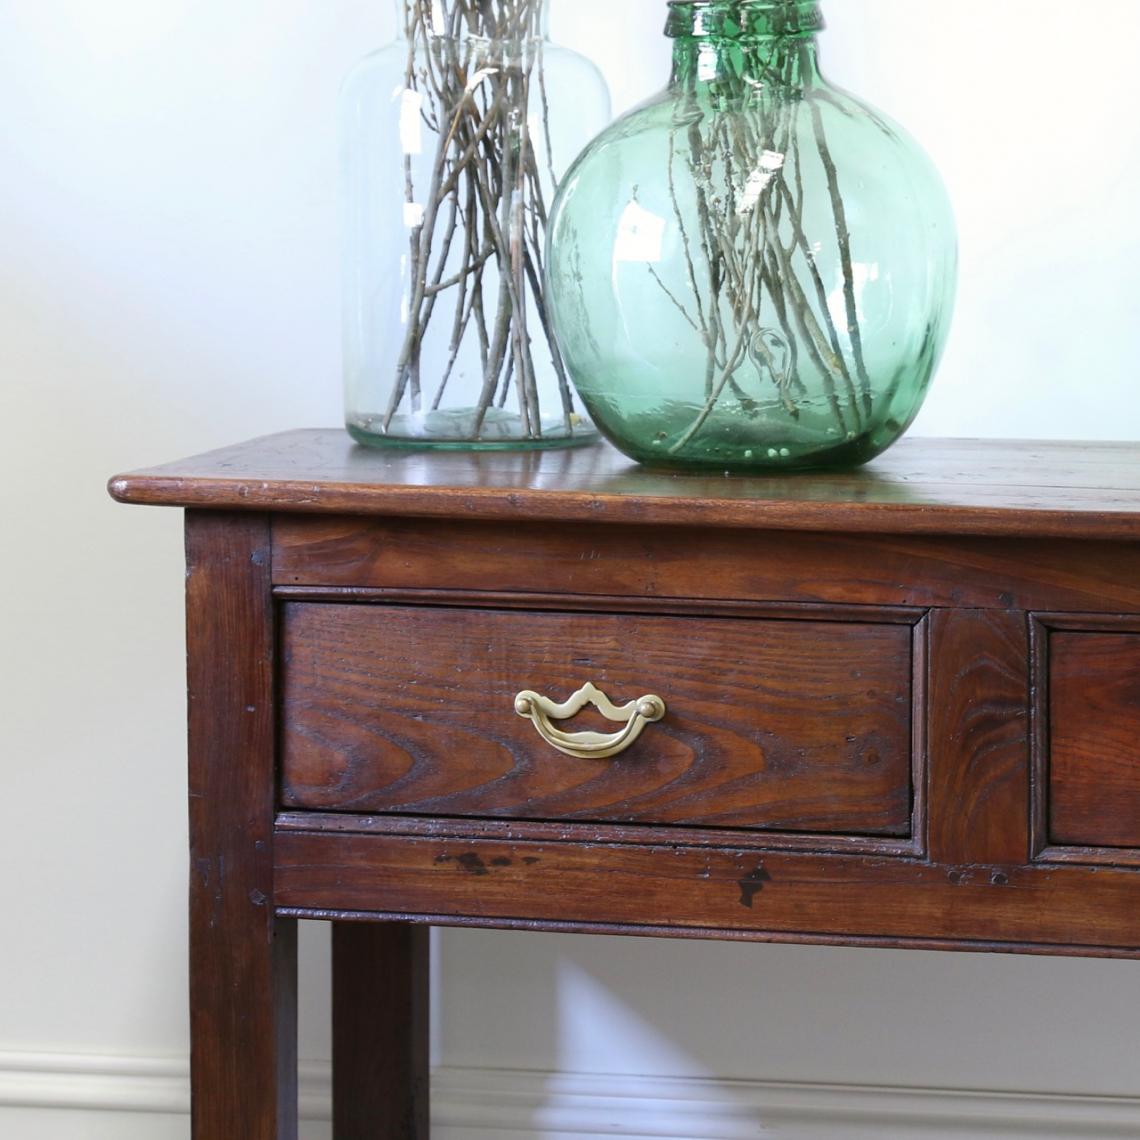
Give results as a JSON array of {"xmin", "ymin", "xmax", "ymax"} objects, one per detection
[
  {"xmin": 1048, "ymin": 627, "xmax": 1140, "ymax": 850},
  {"xmin": 280, "ymin": 603, "xmax": 916, "ymax": 836}
]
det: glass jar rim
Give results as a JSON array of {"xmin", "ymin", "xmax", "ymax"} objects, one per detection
[
  {"xmin": 665, "ymin": 0, "xmax": 825, "ymax": 40},
  {"xmin": 396, "ymin": 0, "xmax": 551, "ymax": 40}
]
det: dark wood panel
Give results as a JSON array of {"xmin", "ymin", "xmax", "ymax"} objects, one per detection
[
  {"xmin": 271, "ymin": 517, "xmax": 1140, "ymax": 614},
  {"xmin": 286, "ymin": 911, "xmax": 1140, "ymax": 960},
  {"xmin": 927, "ymin": 609, "xmax": 1030, "ymax": 866},
  {"xmin": 276, "ymin": 810, "xmax": 918, "ymax": 857},
  {"xmin": 274, "ymin": 829, "xmax": 1140, "ymax": 954},
  {"xmin": 110, "ymin": 432, "xmax": 1140, "ymax": 540},
  {"xmin": 280, "ymin": 603, "xmax": 915, "ymax": 837},
  {"xmin": 332, "ymin": 923, "xmax": 429, "ymax": 1140},
  {"xmin": 186, "ymin": 512, "xmax": 297, "ymax": 1140},
  {"xmin": 1049, "ymin": 629, "xmax": 1140, "ymax": 849}
]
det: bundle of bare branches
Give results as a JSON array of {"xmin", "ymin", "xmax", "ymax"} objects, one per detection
[
  {"xmin": 388, "ymin": 0, "xmax": 573, "ymax": 439},
  {"xmin": 661, "ymin": 35, "xmax": 870, "ymax": 453}
]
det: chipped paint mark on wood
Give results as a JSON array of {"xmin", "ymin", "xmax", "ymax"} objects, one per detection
[
  {"xmin": 435, "ymin": 852, "xmax": 492, "ymax": 875},
  {"xmin": 738, "ymin": 863, "xmax": 772, "ymax": 908}
]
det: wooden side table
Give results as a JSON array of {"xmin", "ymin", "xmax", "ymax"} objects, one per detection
[{"xmin": 111, "ymin": 432, "xmax": 1140, "ymax": 1140}]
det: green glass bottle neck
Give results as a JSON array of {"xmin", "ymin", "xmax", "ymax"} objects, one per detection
[
  {"xmin": 666, "ymin": 1, "xmax": 823, "ymax": 88},
  {"xmin": 670, "ymin": 38, "xmax": 821, "ymax": 88}
]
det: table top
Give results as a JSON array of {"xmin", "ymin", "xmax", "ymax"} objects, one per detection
[{"xmin": 109, "ymin": 430, "xmax": 1140, "ymax": 540}]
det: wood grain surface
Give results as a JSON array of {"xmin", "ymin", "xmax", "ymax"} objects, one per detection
[
  {"xmin": 109, "ymin": 431, "xmax": 1140, "ymax": 540},
  {"xmin": 280, "ymin": 603, "xmax": 916, "ymax": 836},
  {"xmin": 332, "ymin": 923, "xmax": 428, "ymax": 1139},
  {"xmin": 274, "ymin": 827, "xmax": 1140, "ymax": 955},
  {"xmin": 273, "ymin": 516, "xmax": 1140, "ymax": 614},
  {"xmin": 1049, "ymin": 628, "xmax": 1140, "ymax": 849},
  {"xmin": 186, "ymin": 512, "xmax": 297, "ymax": 1140},
  {"xmin": 927, "ymin": 610, "xmax": 1030, "ymax": 866},
  {"xmin": 113, "ymin": 435, "xmax": 1140, "ymax": 1140}
]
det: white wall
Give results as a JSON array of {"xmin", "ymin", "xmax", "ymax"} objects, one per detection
[{"xmin": 2, "ymin": 1, "xmax": 1139, "ymax": 1136}]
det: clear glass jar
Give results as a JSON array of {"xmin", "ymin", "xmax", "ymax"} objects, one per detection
[
  {"xmin": 343, "ymin": 0, "xmax": 611, "ymax": 450},
  {"xmin": 546, "ymin": 0, "xmax": 958, "ymax": 470}
]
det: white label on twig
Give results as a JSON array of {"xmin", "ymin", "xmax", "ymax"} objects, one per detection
[
  {"xmin": 399, "ymin": 88, "xmax": 424, "ymax": 156},
  {"xmin": 737, "ymin": 151, "xmax": 786, "ymax": 216}
]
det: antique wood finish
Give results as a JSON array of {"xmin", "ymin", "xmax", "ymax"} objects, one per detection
[
  {"xmin": 280, "ymin": 601, "xmax": 917, "ymax": 836},
  {"xmin": 185, "ymin": 512, "xmax": 298, "ymax": 1140},
  {"xmin": 273, "ymin": 809, "xmax": 917, "ymax": 857},
  {"xmin": 271, "ymin": 517, "xmax": 1140, "ymax": 615},
  {"xmin": 109, "ymin": 434, "xmax": 1140, "ymax": 1136},
  {"xmin": 272, "ymin": 828, "xmax": 1140, "ymax": 956},
  {"xmin": 332, "ymin": 923, "xmax": 429, "ymax": 1139},
  {"xmin": 1042, "ymin": 618, "xmax": 1140, "ymax": 851},
  {"xmin": 926, "ymin": 609, "xmax": 1030, "ymax": 867},
  {"xmin": 110, "ymin": 431, "xmax": 1140, "ymax": 540}
]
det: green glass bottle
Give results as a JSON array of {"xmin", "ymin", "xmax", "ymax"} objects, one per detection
[{"xmin": 546, "ymin": 0, "xmax": 957, "ymax": 470}]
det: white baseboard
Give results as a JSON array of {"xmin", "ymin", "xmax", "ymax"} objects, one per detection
[{"xmin": 1, "ymin": 1053, "xmax": 1139, "ymax": 1138}]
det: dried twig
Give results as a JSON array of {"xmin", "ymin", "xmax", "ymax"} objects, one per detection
[
  {"xmin": 385, "ymin": 0, "xmax": 574, "ymax": 440},
  {"xmin": 658, "ymin": 18, "xmax": 868, "ymax": 453}
]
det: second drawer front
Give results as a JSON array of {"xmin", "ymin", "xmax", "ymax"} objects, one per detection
[{"xmin": 280, "ymin": 603, "xmax": 916, "ymax": 836}]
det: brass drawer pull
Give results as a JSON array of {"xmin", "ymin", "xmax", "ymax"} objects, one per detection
[{"xmin": 514, "ymin": 682, "xmax": 666, "ymax": 760}]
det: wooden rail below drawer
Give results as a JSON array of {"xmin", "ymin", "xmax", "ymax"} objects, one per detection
[{"xmin": 273, "ymin": 827, "xmax": 1140, "ymax": 958}]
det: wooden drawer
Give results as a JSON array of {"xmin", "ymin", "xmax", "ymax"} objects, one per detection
[
  {"xmin": 1044, "ymin": 621, "xmax": 1140, "ymax": 851},
  {"xmin": 280, "ymin": 602, "xmax": 918, "ymax": 837}
]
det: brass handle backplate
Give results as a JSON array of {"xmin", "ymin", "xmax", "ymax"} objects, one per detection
[{"xmin": 514, "ymin": 682, "xmax": 666, "ymax": 760}]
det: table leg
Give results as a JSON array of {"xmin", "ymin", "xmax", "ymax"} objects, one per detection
[
  {"xmin": 189, "ymin": 913, "xmax": 299, "ymax": 1139},
  {"xmin": 186, "ymin": 511, "xmax": 299, "ymax": 1138},
  {"xmin": 333, "ymin": 922, "xmax": 430, "ymax": 1139}
]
